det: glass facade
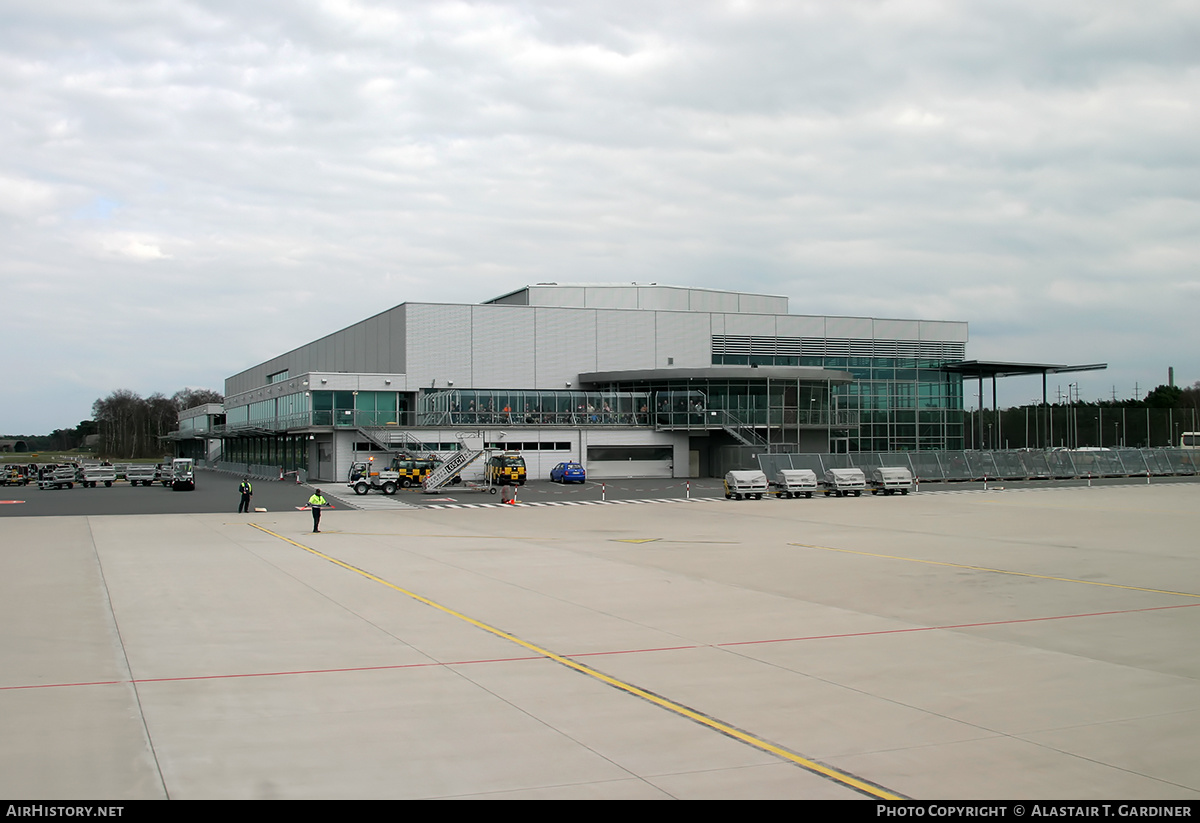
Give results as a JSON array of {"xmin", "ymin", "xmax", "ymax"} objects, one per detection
[
  {"xmin": 586, "ymin": 375, "xmax": 843, "ymax": 450},
  {"xmin": 225, "ymin": 391, "xmax": 411, "ymax": 430},
  {"xmin": 712, "ymin": 354, "xmax": 965, "ymax": 451},
  {"xmin": 222, "ymin": 433, "xmax": 309, "ymax": 473},
  {"xmin": 420, "ymin": 389, "xmax": 652, "ymax": 427},
  {"xmin": 310, "ymin": 390, "xmax": 405, "ymax": 426}
]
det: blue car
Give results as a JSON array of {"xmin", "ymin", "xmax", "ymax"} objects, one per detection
[{"xmin": 550, "ymin": 462, "xmax": 586, "ymax": 483}]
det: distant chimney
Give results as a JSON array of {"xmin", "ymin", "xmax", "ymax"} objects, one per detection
[{"xmin": 1169, "ymin": 367, "xmax": 1175, "ymax": 387}]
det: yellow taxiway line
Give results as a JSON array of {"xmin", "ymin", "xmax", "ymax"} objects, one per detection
[{"xmin": 250, "ymin": 523, "xmax": 904, "ymax": 800}]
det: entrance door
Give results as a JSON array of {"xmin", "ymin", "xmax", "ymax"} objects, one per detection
[{"xmin": 318, "ymin": 442, "xmax": 333, "ymax": 481}]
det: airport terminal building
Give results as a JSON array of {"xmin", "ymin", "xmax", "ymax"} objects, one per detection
[{"xmin": 217, "ymin": 284, "xmax": 969, "ymax": 482}]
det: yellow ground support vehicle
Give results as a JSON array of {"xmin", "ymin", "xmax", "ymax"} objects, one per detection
[
  {"xmin": 348, "ymin": 454, "xmax": 454, "ymax": 494},
  {"xmin": 2, "ymin": 465, "xmax": 29, "ymax": 486},
  {"xmin": 486, "ymin": 452, "xmax": 526, "ymax": 486},
  {"xmin": 391, "ymin": 456, "xmax": 439, "ymax": 488}
]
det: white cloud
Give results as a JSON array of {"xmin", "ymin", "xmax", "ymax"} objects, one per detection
[
  {"xmin": 95, "ymin": 233, "xmax": 172, "ymax": 260},
  {"xmin": 2, "ymin": 0, "xmax": 1200, "ymax": 429},
  {"xmin": 0, "ymin": 174, "xmax": 59, "ymax": 219}
]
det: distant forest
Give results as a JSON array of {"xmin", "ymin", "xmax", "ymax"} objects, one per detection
[{"xmin": 6, "ymin": 388, "xmax": 223, "ymax": 458}]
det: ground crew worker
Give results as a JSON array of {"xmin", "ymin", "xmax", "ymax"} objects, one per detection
[
  {"xmin": 238, "ymin": 477, "xmax": 253, "ymax": 513},
  {"xmin": 308, "ymin": 489, "xmax": 328, "ymax": 533}
]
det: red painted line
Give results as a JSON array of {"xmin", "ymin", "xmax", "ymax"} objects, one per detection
[
  {"xmin": 712, "ymin": 601, "xmax": 1200, "ymax": 649},
  {"xmin": 6, "ymin": 601, "xmax": 1197, "ymax": 693},
  {"xmin": 131, "ymin": 654, "xmax": 549, "ymax": 684},
  {"xmin": 0, "ymin": 656, "xmax": 548, "ymax": 692},
  {"xmin": 1, "ymin": 680, "xmax": 122, "ymax": 690}
]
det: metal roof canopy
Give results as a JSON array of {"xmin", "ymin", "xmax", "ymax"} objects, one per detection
[
  {"xmin": 942, "ymin": 361, "xmax": 1107, "ymax": 448},
  {"xmin": 942, "ymin": 361, "xmax": 1108, "ymax": 381},
  {"xmin": 943, "ymin": 360, "xmax": 1107, "ymax": 406}
]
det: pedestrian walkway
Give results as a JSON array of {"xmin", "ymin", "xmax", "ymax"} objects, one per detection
[
  {"xmin": 320, "ymin": 490, "xmax": 419, "ymax": 511},
  {"xmin": 418, "ymin": 496, "xmax": 722, "ymax": 511}
]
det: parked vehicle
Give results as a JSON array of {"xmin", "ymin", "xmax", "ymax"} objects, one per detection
[
  {"xmin": 126, "ymin": 465, "xmax": 158, "ymax": 486},
  {"xmin": 869, "ymin": 466, "xmax": 913, "ymax": 496},
  {"xmin": 170, "ymin": 458, "xmax": 196, "ymax": 491},
  {"xmin": 38, "ymin": 465, "xmax": 78, "ymax": 490},
  {"xmin": 724, "ymin": 470, "xmax": 768, "ymax": 500},
  {"xmin": 392, "ymin": 456, "xmax": 440, "ymax": 488},
  {"xmin": 486, "ymin": 452, "xmax": 527, "ymax": 486},
  {"xmin": 822, "ymin": 468, "xmax": 866, "ymax": 497},
  {"xmin": 550, "ymin": 462, "xmax": 586, "ymax": 484},
  {"xmin": 2, "ymin": 465, "xmax": 29, "ymax": 486},
  {"xmin": 81, "ymin": 464, "xmax": 117, "ymax": 488},
  {"xmin": 348, "ymin": 454, "xmax": 453, "ymax": 495},
  {"xmin": 771, "ymin": 468, "xmax": 817, "ymax": 499},
  {"xmin": 349, "ymin": 458, "xmax": 400, "ymax": 495}
]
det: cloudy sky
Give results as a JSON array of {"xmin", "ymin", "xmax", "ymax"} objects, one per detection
[{"xmin": 4, "ymin": 0, "xmax": 1198, "ymax": 434}]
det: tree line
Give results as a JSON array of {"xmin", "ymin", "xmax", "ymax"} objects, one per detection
[
  {"xmin": 4, "ymin": 388, "xmax": 223, "ymax": 457},
  {"xmin": 90, "ymin": 388, "xmax": 224, "ymax": 459}
]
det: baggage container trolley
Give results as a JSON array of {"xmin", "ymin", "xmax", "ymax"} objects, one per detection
[
  {"xmin": 822, "ymin": 468, "xmax": 866, "ymax": 497},
  {"xmin": 724, "ymin": 470, "xmax": 769, "ymax": 500},
  {"xmin": 126, "ymin": 465, "xmax": 158, "ymax": 487},
  {"xmin": 38, "ymin": 465, "xmax": 78, "ymax": 490},
  {"xmin": 81, "ymin": 464, "xmax": 117, "ymax": 488},
  {"xmin": 772, "ymin": 468, "xmax": 817, "ymax": 499},
  {"xmin": 869, "ymin": 466, "xmax": 913, "ymax": 496}
]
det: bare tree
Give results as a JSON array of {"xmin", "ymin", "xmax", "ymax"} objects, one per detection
[{"xmin": 92, "ymin": 387, "xmax": 224, "ymax": 458}]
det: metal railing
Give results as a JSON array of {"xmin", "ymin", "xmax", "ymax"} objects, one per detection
[
  {"xmin": 757, "ymin": 448, "xmax": 1200, "ymax": 482},
  {"xmin": 211, "ymin": 407, "xmax": 861, "ymax": 434}
]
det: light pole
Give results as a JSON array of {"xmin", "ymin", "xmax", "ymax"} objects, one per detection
[{"xmin": 1075, "ymin": 386, "xmax": 1084, "ymax": 451}]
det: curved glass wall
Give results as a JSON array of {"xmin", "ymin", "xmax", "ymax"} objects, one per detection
[{"xmin": 712, "ymin": 354, "xmax": 964, "ymax": 451}]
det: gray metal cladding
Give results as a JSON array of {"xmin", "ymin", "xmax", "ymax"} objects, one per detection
[
  {"xmin": 595, "ymin": 311, "xmax": 656, "ymax": 372},
  {"xmin": 535, "ymin": 308, "xmax": 598, "ymax": 385},
  {"xmin": 710, "ymin": 313, "xmax": 725, "ymax": 338},
  {"xmin": 687, "ymin": 289, "xmax": 741, "ymax": 314},
  {"xmin": 825, "ymin": 315, "xmax": 875, "ymax": 340},
  {"xmin": 721, "ymin": 312, "xmax": 776, "ymax": 337},
  {"xmin": 873, "ymin": 318, "xmax": 922, "ymax": 341},
  {"xmin": 472, "ymin": 304, "xmax": 537, "ymax": 388},
  {"xmin": 585, "ymin": 287, "xmax": 638, "ymax": 309},
  {"xmin": 405, "ymin": 304, "xmax": 474, "ymax": 387},
  {"xmin": 655, "ymin": 312, "xmax": 710, "ymax": 367},
  {"xmin": 736, "ymin": 292, "xmax": 789, "ymax": 314},
  {"xmin": 389, "ymin": 307, "xmax": 406, "ymax": 372},
  {"xmin": 919, "ymin": 319, "xmax": 970, "ymax": 343},
  {"xmin": 642, "ymin": 286, "xmax": 691, "ymax": 311},
  {"xmin": 334, "ymin": 331, "xmax": 347, "ymax": 373},
  {"xmin": 775, "ymin": 314, "xmax": 829, "ymax": 338},
  {"xmin": 530, "ymin": 285, "xmax": 587, "ymax": 307},
  {"xmin": 350, "ymin": 323, "xmax": 367, "ymax": 373},
  {"xmin": 223, "ymin": 289, "xmax": 971, "ymax": 400}
]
